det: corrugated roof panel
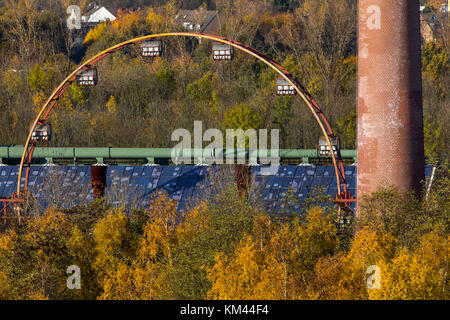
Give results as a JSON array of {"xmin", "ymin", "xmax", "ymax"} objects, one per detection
[
  {"xmin": 295, "ymin": 166, "xmax": 307, "ymax": 176},
  {"xmin": 278, "ymin": 165, "xmax": 297, "ymax": 177},
  {"xmin": 0, "ymin": 165, "xmax": 437, "ymax": 216},
  {"xmin": 161, "ymin": 165, "xmax": 182, "ymax": 177}
]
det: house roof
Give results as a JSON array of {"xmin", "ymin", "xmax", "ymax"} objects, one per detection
[
  {"xmin": 421, "ymin": 13, "xmax": 440, "ymax": 32},
  {"xmin": 174, "ymin": 9, "xmax": 219, "ymax": 34},
  {"xmin": 87, "ymin": 7, "xmax": 116, "ymax": 23},
  {"xmin": 84, "ymin": 3, "xmax": 100, "ymax": 17}
]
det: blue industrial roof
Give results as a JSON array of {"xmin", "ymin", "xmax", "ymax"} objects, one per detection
[{"xmin": 0, "ymin": 165, "xmax": 434, "ymax": 215}]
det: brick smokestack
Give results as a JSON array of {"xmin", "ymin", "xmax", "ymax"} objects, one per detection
[{"xmin": 357, "ymin": 1, "xmax": 425, "ymax": 208}]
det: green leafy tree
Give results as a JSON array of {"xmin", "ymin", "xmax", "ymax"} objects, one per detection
[
  {"xmin": 93, "ymin": 210, "xmax": 137, "ymax": 286},
  {"xmin": 272, "ymin": 96, "xmax": 292, "ymax": 145},
  {"xmin": 424, "ymin": 117, "xmax": 446, "ymax": 162},
  {"xmin": 155, "ymin": 62, "xmax": 176, "ymax": 99},
  {"xmin": 422, "ymin": 42, "xmax": 449, "ymax": 95},
  {"xmin": 336, "ymin": 108, "xmax": 356, "ymax": 149},
  {"xmin": 169, "ymin": 183, "xmax": 258, "ymax": 299},
  {"xmin": 186, "ymin": 72, "xmax": 213, "ymax": 103},
  {"xmin": 223, "ymin": 103, "xmax": 264, "ymax": 131}
]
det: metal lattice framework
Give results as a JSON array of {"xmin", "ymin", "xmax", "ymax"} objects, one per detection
[{"xmin": 11, "ymin": 32, "xmax": 354, "ymax": 213}]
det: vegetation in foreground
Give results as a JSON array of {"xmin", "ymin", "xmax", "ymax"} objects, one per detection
[{"xmin": 0, "ymin": 167, "xmax": 448, "ymax": 300}]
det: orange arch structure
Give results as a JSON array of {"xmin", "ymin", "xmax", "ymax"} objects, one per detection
[{"xmin": 14, "ymin": 32, "xmax": 354, "ymax": 214}]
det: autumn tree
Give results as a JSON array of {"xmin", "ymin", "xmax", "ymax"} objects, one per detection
[
  {"xmin": 358, "ymin": 181, "xmax": 449, "ymax": 249},
  {"xmin": 167, "ymin": 180, "xmax": 260, "ymax": 299},
  {"xmin": 100, "ymin": 191, "xmax": 211, "ymax": 299},
  {"xmin": 93, "ymin": 209, "xmax": 138, "ymax": 286},
  {"xmin": 369, "ymin": 232, "xmax": 448, "ymax": 300},
  {"xmin": 294, "ymin": 0, "xmax": 356, "ymax": 97},
  {"xmin": 206, "ymin": 207, "xmax": 339, "ymax": 299},
  {"xmin": 422, "ymin": 42, "xmax": 449, "ymax": 96},
  {"xmin": 310, "ymin": 228, "xmax": 398, "ymax": 300},
  {"xmin": 206, "ymin": 235, "xmax": 288, "ymax": 299},
  {"xmin": 0, "ymin": 207, "xmax": 97, "ymax": 299}
]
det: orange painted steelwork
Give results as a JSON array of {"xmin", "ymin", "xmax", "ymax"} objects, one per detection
[{"xmin": 12, "ymin": 32, "xmax": 353, "ymax": 213}]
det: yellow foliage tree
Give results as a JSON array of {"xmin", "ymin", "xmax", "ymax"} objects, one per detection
[
  {"xmin": 83, "ymin": 22, "xmax": 107, "ymax": 45},
  {"xmin": 24, "ymin": 208, "xmax": 75, "ymax": 298},
  {"xmin": 0, "ymin": 208, "xmax": 82, "ymax": 299},
  {"xmin": 206, "ymin": 235, "xmax": 287, "ymax": 300},
  {"xmin": 67, "ymin": 225, "xmax": 99, "ymax": 299},
  {"xmin": 369, "ymin": 232, "xmax": 449, "ymax": 300},
  {"xmin": 0, "ymin": 231, "xmax": 17, "ymax": 299},
  {"xmin": 206, "ymin": 207, "xmax": 339, "ymax": 300},
  {"xmin": 138, "ymin": 191, "xmax": 179, "ymax": 267},
  {"xmin": 310, "ymin": 227, "xmax": 398, "ymax": 300},
  {"xmin": 106, "ymin": 95, "xmax": 117, "ymax": 114},
  {"xmin": 139, "ymin": 192, "xmax": 208, "ymax": 264},
  {"xmin": 99, "ymin": 262, "xmax": 169, "ymax": 300},
  {"xmin": 93, "ymin": 210, "xmax": 136, "ymax": 284},
  {"xmin": 99, "ymin": 193, "xmax": 209, "ymax": 300}
]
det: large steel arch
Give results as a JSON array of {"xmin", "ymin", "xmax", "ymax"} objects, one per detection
[{"xmin": 16, "ymin": 32, "xmax": 354, "ymax": 213}]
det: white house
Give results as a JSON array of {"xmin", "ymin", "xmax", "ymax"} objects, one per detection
[
  {"xmin": 87, "ymin": 7, "xmax": 116, "ymax": 23},
  {"xmin": 81, "ymin": 5, "xmax": 116, "ymax": 23}
]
